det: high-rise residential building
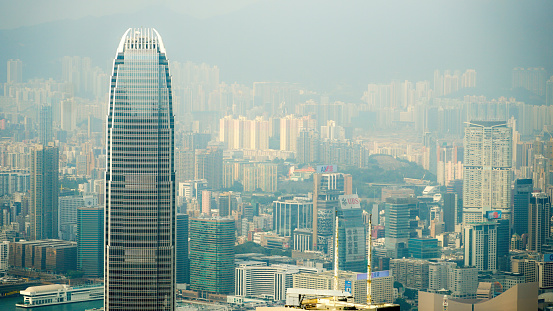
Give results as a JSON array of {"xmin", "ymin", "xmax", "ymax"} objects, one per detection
[
  {"xmin": 253, "ymin": 82, "xmax": 300, "ymax": 116},
  {"xmin": 77, "ymin": 207, "xmax": 103, "ymax": 278},
  {"xmin": 104, "ymin": 28, "xmax": 175, "ymax": 311},
  {"xmin": 512, "ymin": 67, "xmax": 547, "ymax": 96},
  {"xmin": 0, "ymin": 241, "xmax": 9, "ymax": 272},
  {"xmin": 464, "ymin": 222, "xmax": 498, "ymax": 271},
  {"xmin": 7, "ymin": 59, "xmax": 22, "ymax": 84},
  {"xmin": 296, "ymin": 129, "xmax": 319, "ymax": 165},
  {"xmin": 176, "ymin": 214, "xmax": 189, "ymax": 284},
  {"xmin": 428, "ymin": 261, "xmax": 457, "ymax": 292},
  {"xmin": 38, "ymin": 105, "xmax": 53, "ymax": 145},
  {"xmin": 189, "ymin": 218, "xmax": 234, "ymax": 295},
  {"xmin": 463, "ymin": 121, "xmax": 512, "ymax": 224},
  {"xmin": 242, "ymin": 162, "xmax": 278, "ymax": 192},
  {"xmin": 279, "ymin": 115, "xmax": 316, "ymax": 152},
  {"xmin": 60, "ymin": 99, "xmax": 76, "ymax": 132},
  {"xmin": 219, "ymin": 116, "xmax": 269, "ymax": 150},
  {"xmin": 527, "ymin": 193, "xmax": 551, "ymax": 253},
  {"xmin": 546, "ymin": 76, "xmax": 553, "ymax": 106},
  {"xmin": 533, "ymin": 155, "xmax": 550, "ymax": 191},
  {"xmin": 320, "ymin": 120, "xmax": 346, "ymax": 141},
  {"xmin": 273, "ymin": 197, "xmax": 313, "ymax": 237},
  {"xmin": 447, "ymin": 266, "xmax": 478, "ymax": 299},
  {"xmin": 390, "ymin": 258, "xmax": 430, "ymax": 290},
  {"xmin": 512, "ymin": 179, "xmax": 532, "ymax": 236},
  {"xmin": 30, "ymin": 144, "xmax": 59, "ymax": 240}
]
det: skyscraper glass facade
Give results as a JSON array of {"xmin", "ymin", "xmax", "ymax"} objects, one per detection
[
  {"xmin": 77, "ymin": 207, "xmax": 103, "ymax": 278},
  {"xmin": 105, "ymin": 28, "xmax": 175, "ymax": 311},
  {"xmin": 189, "ymin": 218, "xmax": 234, "ymax": 294}
]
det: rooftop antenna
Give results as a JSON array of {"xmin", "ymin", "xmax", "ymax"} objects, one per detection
[{"xmin": 367, "ymin": 214, "xmax": 372, "ymax": 306}]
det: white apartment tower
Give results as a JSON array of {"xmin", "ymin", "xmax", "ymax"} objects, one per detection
[
  {"xmin": 463, "ymin": 121, "xmax": 512, "ymax": 224},
  {"xmin": 464, "ymin": 222, "xmax": 498, "ymax": 272}
]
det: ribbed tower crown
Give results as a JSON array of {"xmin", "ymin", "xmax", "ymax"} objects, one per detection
[{"xmin": 116, "ymin": 28, "xmax": 166, "ymax": 54}]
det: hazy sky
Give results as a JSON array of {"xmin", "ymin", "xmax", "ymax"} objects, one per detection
[
  {"xmin": 0, "ymin": 0, "xmax": 259, "ymax": 29},
  {"xmin": 1, "ymin": 0, "xmax": 551, "ymax": 96}
]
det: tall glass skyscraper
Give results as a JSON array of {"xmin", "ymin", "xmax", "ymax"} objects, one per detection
[{"xmin": 105, "ymin": 28, "xmax": 175, "ymax": 311}]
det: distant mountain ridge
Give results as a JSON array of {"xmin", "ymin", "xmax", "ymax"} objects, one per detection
[{"xmin": 1, "ymin": 0, "xmax": 552, "ymax": 97}]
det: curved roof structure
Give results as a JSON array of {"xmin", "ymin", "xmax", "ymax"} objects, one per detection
[
  {"xmin": 23, "ymin": 284, "xmax": 66, "ymax": 294},
  {"xmin": 115, "ymin": 28, "xmax": 166, "ymax": 56}
]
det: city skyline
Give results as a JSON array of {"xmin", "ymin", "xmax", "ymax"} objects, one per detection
[{"xmin": 1, "ymin": 2, "xmax": 553, "ymax": 311}]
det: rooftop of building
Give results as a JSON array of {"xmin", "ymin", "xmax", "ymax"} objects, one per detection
[
  {"xmin": 466, "ymin": 120, "xmax": 507, "ymax": 127},
  {"xmin": 117, "ymin": 28, "xmax": 166, "ymax": 55}
]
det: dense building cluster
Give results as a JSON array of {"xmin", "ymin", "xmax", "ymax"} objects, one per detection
[{"xmin": 1, "ymin": 27, "xmax": 553, "ymax": 311}]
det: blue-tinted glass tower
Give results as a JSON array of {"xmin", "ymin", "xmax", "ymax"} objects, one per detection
[{"xmin": 105, "ymin": 28, "xmax": 175, "ymax": 311}]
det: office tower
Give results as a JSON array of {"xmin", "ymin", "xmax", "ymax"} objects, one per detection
[
  {"xmin": 104, "ymin": 28, "xmax": 175, "ymax": 311},
  {"xmin": 312, "ymin": 172, "xmax": 345, "ymax": 252},
  {"xmin": 384, "ymin": 196, "xmax": 417, "ymax": 258},
  {"xmin": 77, "ymin": 207, "xmax": 103, "ymax": 278},
  {"xmin": 464, "ymin": 222, "xmax": 498, "ymax": 271},
  {"xmin": 218, "ymin": 192, "xmax": 239, "ymax": 217},
  {"xmin": 30, "ymin": 144, "xmax": 59, "ymax": 240},
  {"xmin": 59, "ymin": 194, "xmax": 97, "ymax": 241},
  {"xmin": 7, "ymin": 59, "xmax": 22, "ymax": 84},
  {"xmin": 176, "ymin": 214, "xmax": 189, "ymax": 284},
  {"xmin": 195, "ymin": 147, "xmax": 223, "ymax": 190},
  {"xmin": 442, "ymin": 193, "xmax": 457, "ymax": 232},
  {"xmin": 337, "ymin": 195, "xmax": 366, "ymax": 272},
  {"xmin": 512, "ymin": 179, "xmax": 532, "ymax": 236},
  {"xmin": 408, "ymin": 238, "xmax": 439, "ymax": 259},
  {"xmin": 273, "ymin": 198, "xmax": 313, "ymax": 237},
  {"xmin": 189, "ymin": 218, "xmax": 234, "ymax": 295},
  {"xmin": 496, "ymin": 219, "xmax": 510, "ymax": 271},
  {"xmin": 38, "ymin": 105, "xmax": 53, "ymax": 145},
  {"xmin": 463, "ymin": 121, "xmax": 512, "ymax": 224},
  {"xmin": 528, "ymin": 193, "xmax": 551, "ymax": 253}
]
